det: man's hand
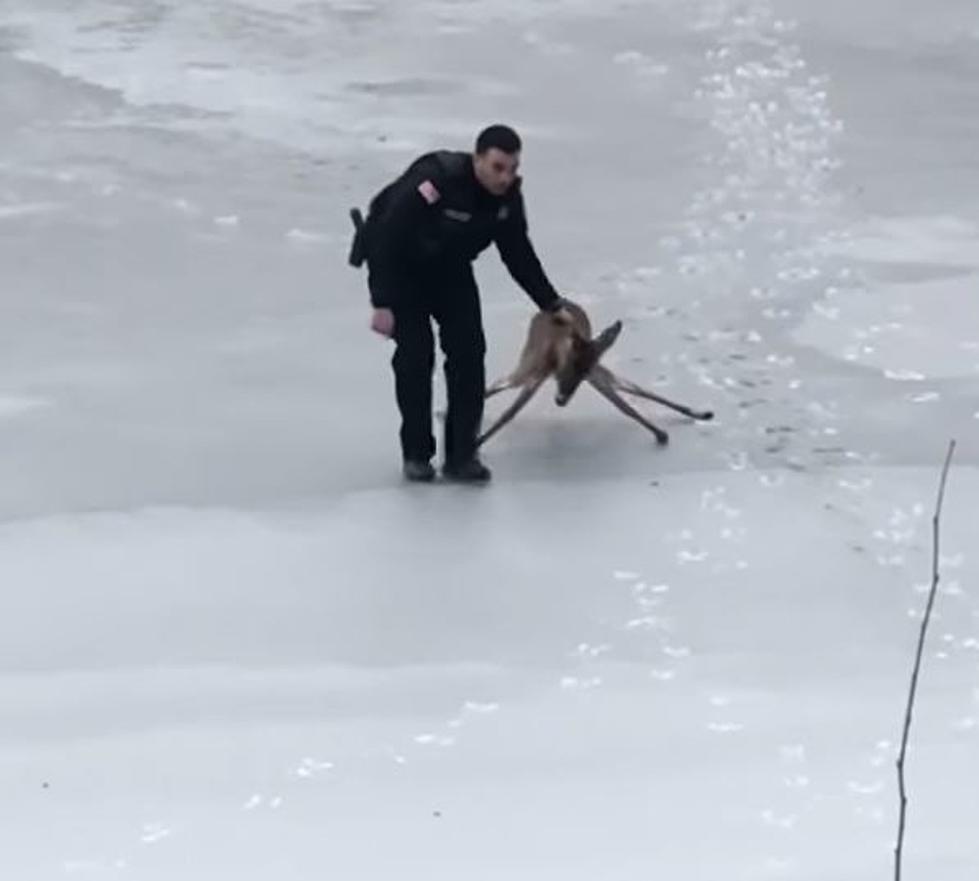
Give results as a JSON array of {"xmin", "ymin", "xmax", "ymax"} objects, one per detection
[{"xmin": 370, "ymin": 307, "xmax": 395, "ymax": 338}]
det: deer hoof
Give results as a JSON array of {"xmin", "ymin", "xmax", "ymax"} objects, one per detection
[
  {"xmin": 656, "ymin": 432, "xmax": 670, "ymax": 446},
  {"xmin": 700, "ymin": 410, "xmax": 714, "ymax": 421}
]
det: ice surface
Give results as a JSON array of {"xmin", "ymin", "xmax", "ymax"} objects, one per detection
[{"xmin": 1, "ymin": 1, "xmax": 978, "ymax": 879}]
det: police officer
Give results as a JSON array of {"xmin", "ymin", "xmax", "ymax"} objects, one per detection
[{"xmin": 351, "ymin": 124, "xmax": 565, "ymax": 483}]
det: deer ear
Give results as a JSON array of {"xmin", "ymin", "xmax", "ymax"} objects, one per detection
[{"xmin": 593, "ymin": 320, "xmax": 623, "ymax": 358}]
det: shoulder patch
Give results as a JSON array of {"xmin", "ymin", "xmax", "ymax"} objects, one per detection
[
  {"xmin": 417, "ymin": 179, "xmax": 441, "ymax": 204},
  {"xmin": 497, "ymin": 205, "xmax": 510, "ymax": 221}
]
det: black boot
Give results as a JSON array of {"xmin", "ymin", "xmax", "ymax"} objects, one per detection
[
  {"xmin": 403, "ymin": 459, "xmax": 436, "ymax": 482},
  {"xmin": 442, "ymin": 457, "xmax": 492, "ymax": 484}
]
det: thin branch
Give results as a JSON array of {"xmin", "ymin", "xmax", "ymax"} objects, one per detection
[{"xmin": 894, "ymin": 439, "xmax": 957, "ymax": 881}]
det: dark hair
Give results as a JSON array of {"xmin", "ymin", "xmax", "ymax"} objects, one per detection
[{"xmin": 475, "ymin": 124, "xmax": 522, "ymax": 155}]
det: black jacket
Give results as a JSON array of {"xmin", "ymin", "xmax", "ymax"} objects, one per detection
[{"xmin": 363, "ymin": 150, "xmax": 560, "ymax": 311}]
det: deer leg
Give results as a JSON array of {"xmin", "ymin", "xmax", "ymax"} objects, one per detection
[
  {"xmin": 476, "ymin": 376, "xmax": 546, "ymax": 447},
  {"xmin": 591, "ymin": 365, "xmax": 714, "ymax": 421},
  {"xmin": 485, "ymin": 375, "xmax": 517, "ymax": 399},
  {"xmin": 587, "ymin": 372, "xmax": 669, "ymax": 445},
  {"xmin": 486, "ymin": 353, "xmax": 546, "ymax": 399}
]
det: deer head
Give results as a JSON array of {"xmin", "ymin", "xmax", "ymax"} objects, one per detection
[{"xmin": 553, "ymin": 318, "xmax": 623, "ymax": 406}]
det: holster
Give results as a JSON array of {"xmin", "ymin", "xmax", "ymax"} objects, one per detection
[{"xmin": 347, "ymin": 207, "xmax": 368, "ymax": 267}]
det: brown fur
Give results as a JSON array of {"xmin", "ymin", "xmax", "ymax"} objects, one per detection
[{"xmin": 477, "ymin": 298, "xmax": 714, "ymax": 448}]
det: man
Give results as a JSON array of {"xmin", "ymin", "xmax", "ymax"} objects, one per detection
[{"xmin": 351, "ymin": 124, "xmax": 566, "ymax": 483}]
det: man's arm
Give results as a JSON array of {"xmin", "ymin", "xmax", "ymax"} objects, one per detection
[
  {"xmin": 494, "ymin": 185, "xmax": 561, "ymax": 312},
  {"xmin": 367, "ymin": 166, "xmax": 443, "ymax": 309}
]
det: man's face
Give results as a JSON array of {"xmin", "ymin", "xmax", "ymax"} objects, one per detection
[{"xmin": 473, "ymin": 147, "xmax": 520, "ymax": 196}]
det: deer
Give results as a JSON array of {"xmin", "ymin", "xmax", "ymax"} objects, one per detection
[{"xmin": 477, "ymin": 299, "xmax": 714, "ymax": 448}]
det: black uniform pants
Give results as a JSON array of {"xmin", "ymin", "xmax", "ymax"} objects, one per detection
[{"xmin": 389, "ymin": 267, "xmax": 486, "ymax": 465}]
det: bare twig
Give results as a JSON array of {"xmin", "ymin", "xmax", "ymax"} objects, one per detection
[{"xmin": 894, "ymin": 439, "xmax": 957, "ymax": 881}]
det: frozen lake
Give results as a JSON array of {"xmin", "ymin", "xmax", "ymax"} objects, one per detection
[{"xmin": 1, "ymin": 1, "xmax": 977, "ymax": 878}]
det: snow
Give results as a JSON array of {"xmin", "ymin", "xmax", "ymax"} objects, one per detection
[{"xmin": 1, "ymin": 1, "xmax": 978, "ymax": 879}]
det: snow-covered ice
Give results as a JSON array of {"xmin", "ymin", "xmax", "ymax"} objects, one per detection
[{"xmin": 1, "ymin": 1, "xmax": 978, "ymax": 879}]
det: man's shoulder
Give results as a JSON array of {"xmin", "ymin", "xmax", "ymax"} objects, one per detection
[
  {"xmin": 403, "ymin": 149, "xmax": 470, "ymax": 180},
  {"xmin": 431, "ymin": 149, "xmax": 472, "ymax": 178},
  {"xmin": 394, "ymin": 150, "xmax": 470, "ymax": 203}
]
